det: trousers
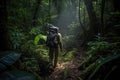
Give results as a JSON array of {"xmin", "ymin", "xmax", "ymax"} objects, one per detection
[{"xmin": 49, "ymin": 47, "xmax": 59, "ymax": 67}]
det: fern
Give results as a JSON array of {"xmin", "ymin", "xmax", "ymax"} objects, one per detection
[{"xmin": 88, "ymin": 54, "xmax": 120, "ymax": 79}]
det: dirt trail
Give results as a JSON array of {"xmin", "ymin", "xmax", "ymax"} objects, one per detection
[{"xmin": 48, "ymin": 51, "xmax": 83, "ymax": 80}]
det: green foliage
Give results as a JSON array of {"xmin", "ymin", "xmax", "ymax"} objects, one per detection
[
  {"xmin": 20, "ymin": 40, "xmax": 48, "ymax": 60},
  {"xmin": 88, "ymin": 54, "xmax": 120, "ymax": 80},
  {"xmin": 22, "ymin": 57, "xmax": 39, "ymax": 72},
  {"xmin": 81, "ymin": 62, "xmax": 96, "ymax": 77},
  {"xmin": 79, "ymin": 55, "xmax": 98, "ymax": 70},
  {"xmin": 5, "ymin": 0, "xmax": 120, "ymax": 79},
  {"xmin": 63, "ymin": 35, "xmax": 76, "ymax": 51},
  {"xmin": 62, "ymin": 22, "xmax": 82, "ymax": 51},
  {"xmin": 34, "ymin": 34, "xmax": 47, "ymax": 45},
  {"xmin": 81, "ymin": 54, "xmax": 120, "ymax": 80},
  {"xmin": 20, "ymin": 40, "xmax": 35, "ymax": 55},
  {"xmin": 29, "ymin": 27, "xmax": 41, "ymax": 35},
  {"xmin": 9, "ymin": 28, "xmax": 26, "ymax": 49},
  {"xmin": 68, "ymin": 22, "xmax": 80, "ymax": 35},
  {"xmin": 62, "ymin": 68, "xmax": 68, "ymax": 80},
  {"xmin": 86, "ymin": 34, "xmax": 111, "ymax": 56},
  {"xmin": 79, "ymin": 34, "xmax": 120, "ymax": 80},
  {"xmin": 87, "ymin": 41, "xmax": 109, "ymax": 55},
  {"xmin": 20, "ymin": 40, "xmax": 49, "ymax": 76},
  {"xmin": 34, "ymin": 45, "xmax": 49, "ymax": 61},
  {"xmin": 61, "ymin": 48, "xmax": 77, "ymax": 62},
  {"xmin": 111, "ymin": 11, "xmax": 120, "ymax": 15}
]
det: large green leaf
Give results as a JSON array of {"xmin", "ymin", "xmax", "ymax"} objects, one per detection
[{"xmin": 34, "ymin": 34, "xmax": 47, "ymax": 45}]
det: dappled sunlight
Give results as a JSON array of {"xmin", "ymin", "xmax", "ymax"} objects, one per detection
[
  {"xmin": 48, "ymin": 63, "xmax": 65, "ymax": 79},
  {"xmin": 48, "ymin": 52, "xmax": 82, "ymax": 80}
]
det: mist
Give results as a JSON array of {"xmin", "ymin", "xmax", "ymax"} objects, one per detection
[
  {"xmin": 53, "ymin": 1, "xmax": 81, "ymax": 35},
  {"xmin": 50, "ymin": 1, "xmax": 83, "ymax": 50}
]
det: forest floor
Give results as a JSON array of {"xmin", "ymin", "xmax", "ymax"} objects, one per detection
[{"xmin": 47, "ymin": 50, "xmax": 84, "ymax": 80}]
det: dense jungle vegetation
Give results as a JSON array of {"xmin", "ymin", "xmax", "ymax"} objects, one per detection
[{"xmin": 0, "ymin": 0, "xmax": 120, "ymax": 80}]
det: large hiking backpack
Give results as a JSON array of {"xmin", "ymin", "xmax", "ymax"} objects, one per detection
[{"xmin": 46, "ymin": 26, "xmax": 59, "ymax": 47}]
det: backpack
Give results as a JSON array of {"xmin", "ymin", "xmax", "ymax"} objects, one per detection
[{"xmin": 46, "ymin": 27, "xmax": 59, "ymax": 47}]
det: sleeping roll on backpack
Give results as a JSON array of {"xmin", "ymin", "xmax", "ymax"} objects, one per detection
[{"xmin": 46, "ymin": 26, "xmax": 60, "ymax": 48}]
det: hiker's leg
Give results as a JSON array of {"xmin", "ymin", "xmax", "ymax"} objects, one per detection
[
  {"xmin": 54, "ymin": 48, "xmax": 59, "ymax": 67},
  {"xmin": 49, "ymin": 48, "xmax": 54, "ymax": 65}
]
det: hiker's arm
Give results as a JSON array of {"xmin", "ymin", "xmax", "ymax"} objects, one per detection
[
  {"xmin": 59, "ymin": 41, "xmax": 63, "ymax": 52},
  {"xmin": 58, "ymin": 33, "xmax": 63, "ymax": 52}
]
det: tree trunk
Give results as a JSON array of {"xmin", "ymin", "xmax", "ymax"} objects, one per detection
[
  {"xmin": 32, "ymin": 0, "xmax": 42, "ymax": 26},
  {"xmin": 101, "ymin": 0, "xmax": 105, "ymax": 35},
  {"xmin": 84, "ymin": 0, "xmax": 98, "ymax": 35},
  {"xmin": 52, "ymin": 0, "xmax": 62, "ymax": 15},
  {"xmin": 113, "ymin": 0, "xmax": 120, "ymax": 12},
  {"xmin": 0, "ymin": 0, "xmax": 12, "ymax": 51},
  {"xmin": 78, "ymin": 0, "xmax": 88, "ymax": 46}
]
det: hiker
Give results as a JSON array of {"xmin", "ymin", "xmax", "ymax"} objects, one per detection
[{"xmin": 46, "ymin": 24, "xmax": 63, "ymax": 68}]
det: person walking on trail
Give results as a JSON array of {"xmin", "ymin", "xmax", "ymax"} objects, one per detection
[{"xmin": 46, "ymin": 24, "xmax": 63, "ymax": 68}]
